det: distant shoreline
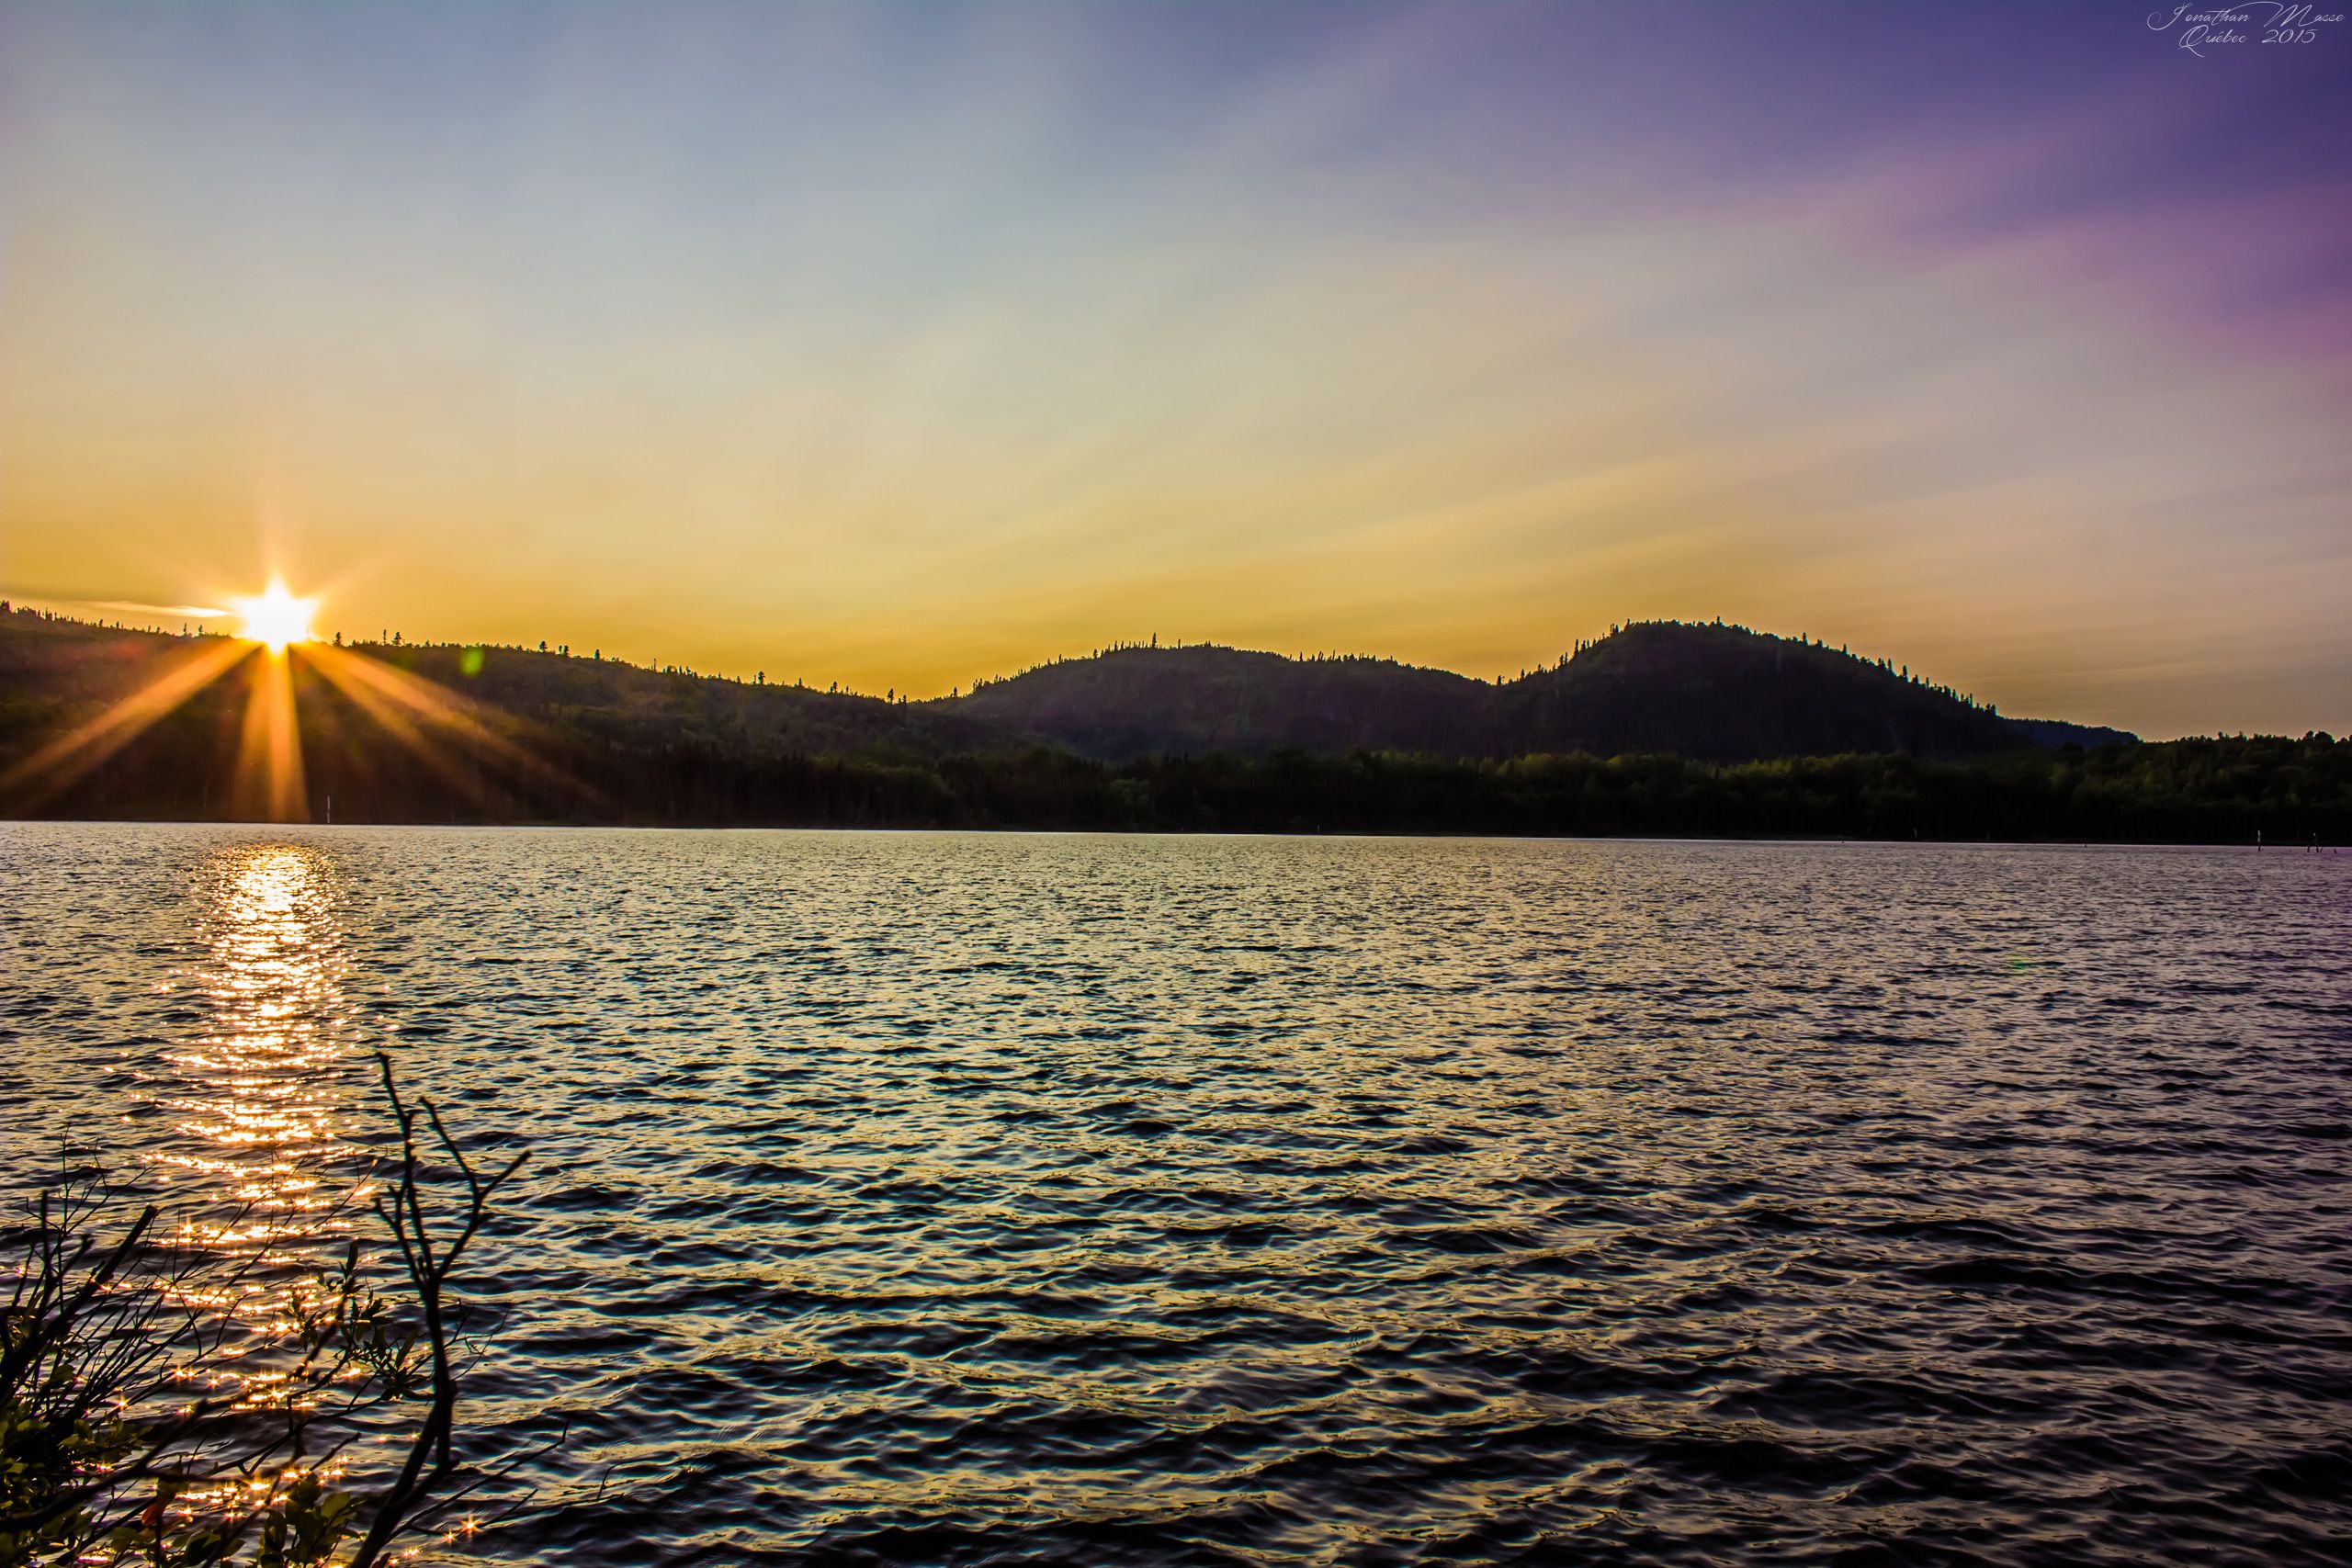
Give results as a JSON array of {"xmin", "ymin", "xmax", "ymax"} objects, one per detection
[{"xmin": 3, "ymin": 816, "xmax": 2336, "ymax": 853}]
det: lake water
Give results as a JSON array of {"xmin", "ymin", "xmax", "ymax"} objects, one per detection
[{"xmin": 2, "ymin": 825, "xmax": 2347, "ymax": 1566}]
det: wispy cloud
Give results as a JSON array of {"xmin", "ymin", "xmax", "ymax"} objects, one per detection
[
  {"xmin": 85, "ymin": 600, "xmax": 232, "ymax": 618},
  {"xmin": 1, "ymin": 1, "xmax": 2344, "ymax": 737}
]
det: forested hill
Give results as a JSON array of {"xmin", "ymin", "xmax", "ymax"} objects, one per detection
[
  {"xmin": 1485, "ymin": 621, "xmax": 2137, "ymax": 761},
  {"xmin": 0, "ymin": 609, "xmax": 1005, "ymax": 786},
  {"xmin": 6, "ymin": 606, "xmax": 2344, "ymax": 841},
  {"xmin": 951, "ymin": 644, "xmax": 1488, "ymax": 757},
  {"xmin": 952, "ymin": 622, "xmax": 2135, "ymax": 761},
  {"xmin": 1, "ymin": 613, "xmax": 2134, "ymax": 795}
]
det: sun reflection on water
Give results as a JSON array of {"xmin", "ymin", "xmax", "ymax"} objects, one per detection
[
  {"xmin": 85, "ymin": 838, "xmax": 391, "ymax": 1515},
  {"xmin": 161, "ymin": 842, "xmax": 363, "ymax": 1258}
]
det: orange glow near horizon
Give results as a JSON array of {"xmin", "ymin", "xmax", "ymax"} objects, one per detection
[{"xmin": 6, "ymin": 7, "xmax": 2352, "ymax": 739}]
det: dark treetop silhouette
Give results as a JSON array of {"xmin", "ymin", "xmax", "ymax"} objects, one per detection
[{"xmin": 3, "ymin": 604, "xmax": 2343, "ymax": 843}]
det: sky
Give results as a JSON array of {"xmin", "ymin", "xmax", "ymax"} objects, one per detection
[{"xmin": 2, "ymin": 1, "xmax": 2347, "ymax": 738}]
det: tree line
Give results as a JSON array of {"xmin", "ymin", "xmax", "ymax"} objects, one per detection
[{"xmin": 17, "ymin": 677, "xmax": 2346, "ymax": 843}]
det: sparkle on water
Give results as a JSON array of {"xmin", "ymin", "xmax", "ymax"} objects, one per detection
[{"xmin": 2, "ymin": 825, "xmax": 2346, "ymax": 1567}]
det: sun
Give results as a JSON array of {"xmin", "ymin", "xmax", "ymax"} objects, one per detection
[{"xmin": 229, "ymin": 580, "xmax": 318, "ymax": 654}]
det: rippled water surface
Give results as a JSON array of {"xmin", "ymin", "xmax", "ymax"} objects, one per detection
[{"xmin": 4, "ymin": 825, "xmax": 2348, "ymax": 1566}]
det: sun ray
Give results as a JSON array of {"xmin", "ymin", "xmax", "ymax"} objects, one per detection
[
  {"xmin": 3, "ymin": 588, "xmax": 598, "ymax": 821},
  {"xmin": 233, "ymin": 643, "xmax": 309, "ymax": 822},
  {"xmin": 0, "ymin": 637, "xmax": 254, "ymax": 811},
  {"xmin": 294, "ymin": 649, "xmax": 507, "ymax": 814},
  {"xmin": 300, "ymin": 643, "xmax": 596, "ymax": 809}
]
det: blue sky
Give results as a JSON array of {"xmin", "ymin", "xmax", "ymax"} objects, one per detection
[{"xmin": 3, "ymin": 1, "xmax": 2346, "ymax": 734}]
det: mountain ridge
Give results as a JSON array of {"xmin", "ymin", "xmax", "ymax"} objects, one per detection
[
  {"xmin": 1, "ymin": 608, "xmax": 2136, "ymax": 790},
  {"xmin": 17, "ymin": 605, "xmax": 2346, "ymax": 843},
  {"xmin": 950, "ymin": 620, "xmax": 2137, "ymax": 761}
]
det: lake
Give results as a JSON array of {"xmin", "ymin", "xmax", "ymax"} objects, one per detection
[{"xmin": 2, "ymin": 825, "xmax": 2346, "ymax": 1565}]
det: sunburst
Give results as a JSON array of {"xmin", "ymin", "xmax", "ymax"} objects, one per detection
[
  {"xmin": 227, "ymin": 581, "xmax": 318, "ymax": 655},
  {"xmin": 0, "ymin": 581, "xmax": 580, "ymax": 822}
]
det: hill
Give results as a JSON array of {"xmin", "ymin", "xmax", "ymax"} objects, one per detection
[
  {"xmin": 0, "ymin": 612, "xmax": 2140, "ymax": 789},
  {"xmin": 1, "ymin": 607, "xmax": 2230, "ymax": 835},
  {"xmin": 952, "ymin": 644, "xmax": 1487, "ymax": 757},
  {"xmin": 0, "ymin": 611, "xmax": 1007, "ymax": 761},
  {"xmin": 947, "ymin": 621, "xmax": 2133, "ymax": 762},
  {"xmin": 0, "ymin": 610, "xmax": 1020, "ymax": 822},
  {"xmin": 1485, "ymin": 621, "xmax": 2107, "ymax": 762},
  {"xmin": 372, "ymin": 638, "xmax": 1010, "ymax": 758}
]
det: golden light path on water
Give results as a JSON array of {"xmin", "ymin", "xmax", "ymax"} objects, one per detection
[
  {"xmin": 141, "ymin": 843, "xmax": 499, "ymax": 1557},
  {"xmin": 153, "ymin": 841, "xmax": 372, "ymax": 1429},
  {"xmin": 166, "ymin": 843, "xmax": 355, "ymax": 1224}
]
